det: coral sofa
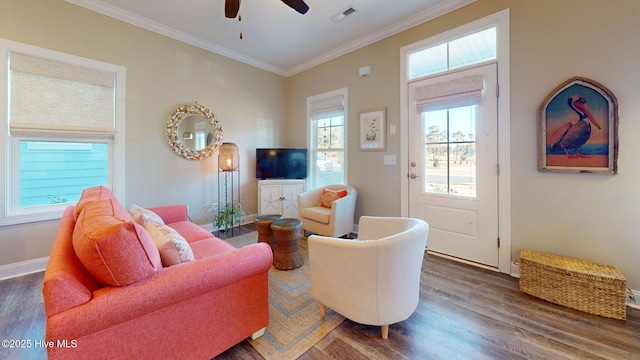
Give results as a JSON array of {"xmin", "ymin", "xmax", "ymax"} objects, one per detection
[{"xmin": 42, "ymin": 186, "xmax": 272, "ymax": 359}]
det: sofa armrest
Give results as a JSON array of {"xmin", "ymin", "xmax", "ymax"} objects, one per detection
[
  {"xmin": 47, "ymin": 242, "xmax": 273, "ymax": 339},
  {"xmin": 148, "ymin": 204, "xmax": 189, "ymax": 223}
]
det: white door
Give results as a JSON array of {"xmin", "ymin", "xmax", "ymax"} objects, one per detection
[{"xmin": 408, "ymin": 64, "xmax": 499, "ymax": 268}]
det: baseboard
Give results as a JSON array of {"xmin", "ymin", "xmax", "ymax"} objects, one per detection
[
  {"xmin": 628, "ymin": 289, "xmax": 640, "ymax": 310},
  {"xmin": 0, "ymin": 257, "xmax": 48, "ymax": 281},
  {"xmin": 510, "ymin": 261, "xmax": 639, "ymax": 310},
  {"xmin": 510, "ymin": 260, "xmax": 520, "ymax": 278}
]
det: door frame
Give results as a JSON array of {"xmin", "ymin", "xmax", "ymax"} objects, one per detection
[{"xmin": 399, "ymin": 9, "xmax": 512, "ymax": 274}]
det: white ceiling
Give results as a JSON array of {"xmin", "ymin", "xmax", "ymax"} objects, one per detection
[{"xmin": 66, "ymin": 0, "xmax": 474, "ymax": 76}]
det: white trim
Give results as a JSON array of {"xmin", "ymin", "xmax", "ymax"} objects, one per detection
[
  {"xmin": 628, "ymin": 289, "xmax": 640, "ymax": 310},
  {"xmin": 0, "ymin": 257, "xmax": 48, "ymax": 281},
  {"xmin": 65, "ymin": 0, "xmax": 475, "ymax": 77},
  {"xmin": 400, "ymin": 9, "xmax": 511, "ymax": 274}
]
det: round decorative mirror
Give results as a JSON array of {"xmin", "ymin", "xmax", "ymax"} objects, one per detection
[{"xmin": 165, "ymin": 103, "xmax": 223, "ymax": 160}]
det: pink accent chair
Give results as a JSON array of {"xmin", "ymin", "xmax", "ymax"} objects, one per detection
[{"xmin": 42, "ymin": 186, "xmax": 272, "ymax": 359}]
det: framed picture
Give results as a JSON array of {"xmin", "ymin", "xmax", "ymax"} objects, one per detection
[
  {"xmin": 539, "ymin": 77, "xmax": 618, "ymax": 174},
  {"xmin": 359, "ymin": 107, "xmax": 386, "ymax": 151}
]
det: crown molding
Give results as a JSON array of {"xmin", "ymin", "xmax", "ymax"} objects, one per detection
[
  {"xmin": 66, "ymin": 0, "xmax": 474, "ymax": 77},
  {"xmin": 65, "ymin": 0, "xmax": 289, "ymax": 75},
  {"xmin": 285, "ymin": 0, "xmax": 475, "ymax": 76}
]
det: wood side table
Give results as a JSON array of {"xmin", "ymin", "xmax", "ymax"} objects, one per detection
[
  {"xmin": 255, "ymin": 214, "xmax": 283, "ymax": 249},
  {"xmin": 271, "ymin": 218, "xmax": 303, "ymax": 270}
]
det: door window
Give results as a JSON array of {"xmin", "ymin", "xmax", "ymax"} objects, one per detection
[{"xmin": 424, "ymin": 106, "xmax": 477, "ymax": 197}]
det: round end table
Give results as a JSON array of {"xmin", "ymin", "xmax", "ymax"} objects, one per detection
[
  {"xmin": 255, "ymin": 214, "xmax": 283, "ymax": 248},
  {"xmin": 271, "ymin": 218, "xmax": 303, "ymax": 270}
]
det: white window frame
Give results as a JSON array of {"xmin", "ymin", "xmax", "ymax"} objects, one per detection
[
  {"xmin": 0, "ymin": 38, "xmax": 126, "ymax": 226},
  {"xmin": 306, "ymin": 88, "xmax": 348, "ymax": 189}
]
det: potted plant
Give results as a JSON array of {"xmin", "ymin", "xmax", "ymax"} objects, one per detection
[{"xmin": 206, "ymin": 201, "xmax": 247, "ymax": 233}]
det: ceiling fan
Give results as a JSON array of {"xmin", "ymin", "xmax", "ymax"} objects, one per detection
[{"xmin": 225, "ymin": 0, "xmax": 310, "ymax": 18}]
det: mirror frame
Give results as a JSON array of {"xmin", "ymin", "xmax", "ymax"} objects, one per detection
[{"xmin": 165, "ymin": 103, "xmax": 223, "ymax": 160}]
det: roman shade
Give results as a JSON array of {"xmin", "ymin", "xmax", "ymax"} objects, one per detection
[
  {"xmin": 9, "ymin": 52, "xmax": 116, "ymax": 137},
  {"xmin": 415, "ymin": 74, "xmax": 484, "ymax": 112},
  {"xmin": 309, "ymin": 94, "xmax": 344, "ymax": 120}
]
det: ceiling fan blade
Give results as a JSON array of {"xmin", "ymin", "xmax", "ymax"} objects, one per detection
[
  {"xmin": 225, "ymin": 0, "xmax": 241, "ymax": 18},
  {"xmin": 281, "ymin": 0, "xmax": 309, "ymax": 14}
]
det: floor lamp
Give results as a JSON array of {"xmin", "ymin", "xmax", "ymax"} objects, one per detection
[{"xmin": 217, "ymin": 142, "xmax": 241, "ymax": 237}]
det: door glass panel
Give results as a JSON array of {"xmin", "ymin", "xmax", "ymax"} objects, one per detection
[
  {"xmin": 408, "ymin": 26, "xmax": 496, "ymax": 80},
  {"xmin": 423, "ymin": 105, "xmax": 477, "ymax": 197},
  {"xmin": 408, "ymin": 43, "xmax": 447, "ymax": 79},
  {"xmin": 449, "ymin": 27, "xmax": 497, "ymax": 70}
]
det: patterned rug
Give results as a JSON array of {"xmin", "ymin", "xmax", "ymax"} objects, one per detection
[{"xmin": 225, "ymin": 231, "xmax": 345, "ymax": 360}]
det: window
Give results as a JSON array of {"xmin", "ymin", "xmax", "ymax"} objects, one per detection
[
  {"xmin": 0, "ymin": 39, "xmax": 125, "ymax": 225},
  {"xmin": 408, "ymin": 26, "xmax": 496, "ymax": 79},
  {"xmin": 307, "ymin": 88, "xmax": 347, "ymax": 189},
  {"xmin": 423, "ymin": 106, "xmax": 477, "ymax": 197}
]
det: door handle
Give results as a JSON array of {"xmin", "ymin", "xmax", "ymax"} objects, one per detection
[{"xmin": 409, "ymin": 173, "xmax": 418, "ymax": 179}]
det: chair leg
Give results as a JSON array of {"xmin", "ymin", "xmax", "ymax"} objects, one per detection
[
  {"xmin": 319, "ymin": 303, "xmax": 326, "ymax": 319},
  {"xmin": 381, "ymin": 325, "xmax": 389, "ymax": 339}
]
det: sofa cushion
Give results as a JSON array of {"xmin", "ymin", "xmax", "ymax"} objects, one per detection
[
  {"xmin": 130, "ymin": 204, "xmax": 165, "ymax": 226},
  {"xmin": 319, "ymin": 188, "xmax": 348, "ymax": 208},
  {"xmin": 301, "ymin": 206, "xmax": 331, "ymax": 224},
  {"xmin": 73, "ymin": 199, "xmax": 162, "ymax": 286},
  {"xmin": 74, "ymin": 185, "xmax": 117, "ymax": 220},
  {"xmin": 145, "ymin": 220, "xmax": 195, "ymax": 267}
]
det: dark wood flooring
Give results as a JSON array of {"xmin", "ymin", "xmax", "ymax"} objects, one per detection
[{"xmin": 1, "ymin": 253, "xmax": 638, "ymax": 359}]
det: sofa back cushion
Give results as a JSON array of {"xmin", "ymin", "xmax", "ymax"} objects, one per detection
[
  {"xmin": 74, "ymin": 185, "xmax": 117, "ymax": 220},
  {"xmin": 73, "ymin": 199, "xmax": 162, "ymax": 286}
]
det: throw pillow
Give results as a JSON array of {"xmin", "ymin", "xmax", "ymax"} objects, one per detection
[
  {"xmin": 145, "ymin": 219, "xmax": 195, "ymax": 267},
  {"xmin": 319, "ymin": 188, "xmax": 348, "ymax": 208},
  {"xmin": 130, "ymin": 204, "xmax": 165, "ymax": 226},
  {"xmin": 73, "ymin": 199, "xmax": 162, "ymax": 286}
]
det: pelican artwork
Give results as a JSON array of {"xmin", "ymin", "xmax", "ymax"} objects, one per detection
[{"xmin": 548, "ymin": 95, "xmax": 601, "ymax": 159}]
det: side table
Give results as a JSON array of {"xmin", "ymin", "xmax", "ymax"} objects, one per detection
[
  {"xmin": 255, "ymin": 214, "xmax": 283, "ymax": 249},
  {"xmin": 271, "ymin": 218, "xmax": 303, "ymax": 270}
]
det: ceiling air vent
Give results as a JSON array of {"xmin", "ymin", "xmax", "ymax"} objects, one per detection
[{"xmin": 331, "ymin": 5, "xmax": 357, "ymax": 23}]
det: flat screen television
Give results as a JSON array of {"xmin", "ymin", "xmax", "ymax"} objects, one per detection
[{"xmin": 255, "ymin": 148, "xmax": 307, "ymax": 179}]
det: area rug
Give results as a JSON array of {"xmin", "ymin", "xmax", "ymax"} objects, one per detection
[{"xmin": 225, "ymin": 231, "xmax": 345, "ymax": 360}]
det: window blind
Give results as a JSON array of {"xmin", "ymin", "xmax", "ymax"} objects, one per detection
[
  {"xmin": 309, "ymin": 94, "xmax": 344, "ymax": 120},
  {"xmin": 415, "ymin": 74, "xmax": 484, "ymax": 112},
  {"xmin": 9, "ymin": 52, "xmax": 116, "ymax": 137}
]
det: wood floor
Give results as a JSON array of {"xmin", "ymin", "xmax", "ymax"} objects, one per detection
[{"xmin": 1, "ymin": 254, "xmax": 638, "ymax": 359}]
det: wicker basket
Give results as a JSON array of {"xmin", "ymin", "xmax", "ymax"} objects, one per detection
[{"xmin": 519, "ymin": 249, "xmax": 626, "ymax": 320}]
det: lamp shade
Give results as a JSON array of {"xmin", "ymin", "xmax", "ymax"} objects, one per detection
[{"xmin": 218, "ymin": 142, "xmax": 239, "ymax": 171}]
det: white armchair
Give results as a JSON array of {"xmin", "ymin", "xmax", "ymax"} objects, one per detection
[
  {"xmin": 297, "ymin": 184, "xmax": 357, "ymax": 238},
  {"xmin": 308, "ymin": 216, "xmax": 429, "ymax": 339}
]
